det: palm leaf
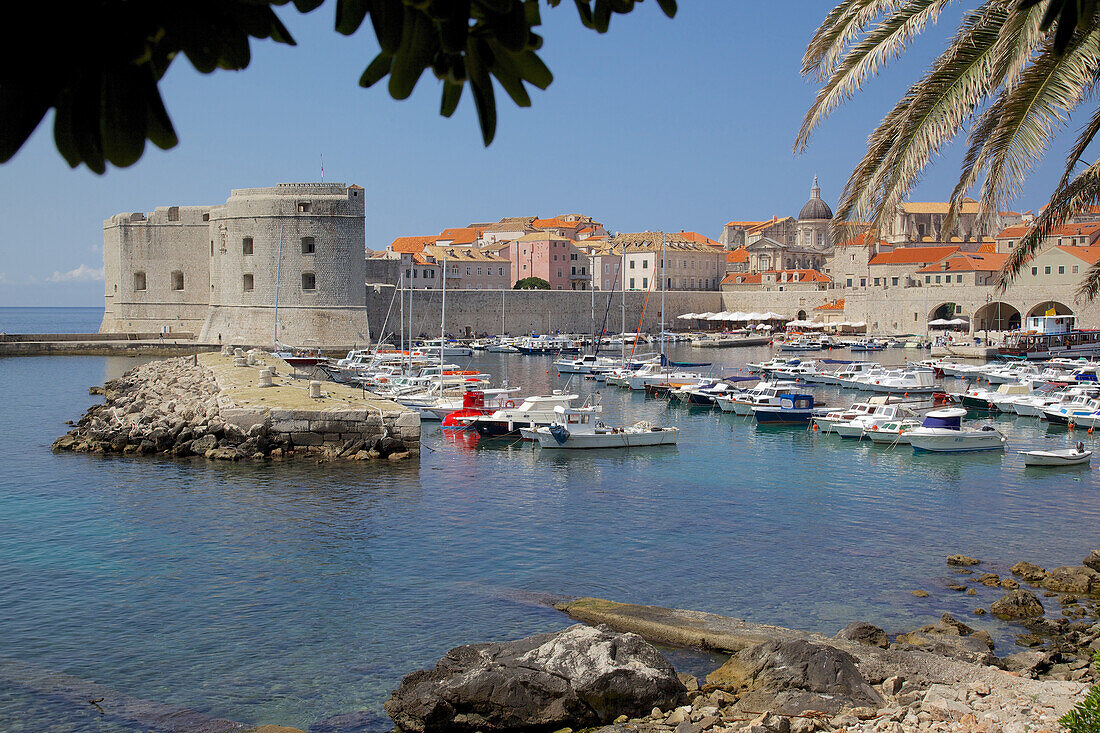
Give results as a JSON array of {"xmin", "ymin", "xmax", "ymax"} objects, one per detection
[{"xmin": 803, "ymin": 0, "xmax": 910, "ymax": 82}]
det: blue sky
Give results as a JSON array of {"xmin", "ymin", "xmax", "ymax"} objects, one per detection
[{"xmin": 0, "ymin": 2, "xmax": 1080, "ymax": 306}]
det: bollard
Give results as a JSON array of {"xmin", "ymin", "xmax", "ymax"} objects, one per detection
[
  {"xmin": 258, "ymin": 368, "xmax": 274, "ymax": 388},
  {"xmin": 309, "ymin": 380, "xmax": 322, "ymax": 399},
  {"xmin": 234, "ymin": 347, "xmax": 245, "ymax": 358},
  {"xmin": 233, "ymin": 356, "xmax": 247, "ymax": 367}
]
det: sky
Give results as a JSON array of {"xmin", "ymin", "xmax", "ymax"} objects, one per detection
[{"xmin": 0, "ymin": 1, "xmax": 1085, "ymax": 306}]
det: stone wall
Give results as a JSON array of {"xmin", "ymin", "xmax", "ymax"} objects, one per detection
[{"xmin": 366, "ymin": 286, "xmax": 724, "ymax": 339}]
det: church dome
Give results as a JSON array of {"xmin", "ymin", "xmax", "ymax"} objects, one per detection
[{"xmin": 798, "ymin": 176, "xmax": 833, "ymax": 221}]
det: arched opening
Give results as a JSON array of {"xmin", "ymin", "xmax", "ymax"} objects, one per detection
[
  {"xmin": 796, "ymin": 309, "xmax": 807, "ymax": 321},
  {"xmin": 928, "ymin": 302, "xmax": 957, "ymax": 321},
  {"xmin": 972, "ymin": 301, "xmax": 1021, "ymax": 332},
  {"xmin": 1025, "ymin": 300, "xmax": 1073, "ymax": 319}
]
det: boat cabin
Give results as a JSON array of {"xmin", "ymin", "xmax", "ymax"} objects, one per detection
[{"xmin": 921, "ymin": 408, "xmax": 964, "ymax": 429}]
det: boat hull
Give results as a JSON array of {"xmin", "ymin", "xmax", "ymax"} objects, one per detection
[
  {"xmin": 908, "ymin": 432, "xmax": 1005, "ymax": 452},
  {"xmin": 534, "ymin": 430, "xmax": 679, "ymax": 449},
  {"xmin": 1021, "ymin": 450, "xmax": 1092, "ymax": 466}
]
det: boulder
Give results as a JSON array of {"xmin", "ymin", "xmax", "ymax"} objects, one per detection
[
  {"xmin": 191, "ymin": 434, "xmax": 218, "ymax": 454},
  {"xmin": 892, "ymin": 615, "xmax": 996, "ymax": 666},
  {"xmin": 1011, "ymin": 561, "xmax": 1049, "ymax": 582},
  {"xmin": 1041, "ymin": 566, "xmax": 1100, "ymax": 595},
  {"xmin": 990, "ymin": 590, "xmax": 1045, "ymax": 620},
  {"xmin": 1084, "ymin": 550, "xmax": 1100, "ymax": 573},
  {"xmin": 384, "ymin": 624, "xmax": 686, "ymax": 733},
  {"xmin": 947, "ymin": 555, "xmax": 980, "ymax": 567},
  {"xmin": 834, "ymin": 622, "xmax": 889, "ymax": 649},
  {"xmin": 705, "ymin": 639, "xmax": 882, "ymax": 716}
]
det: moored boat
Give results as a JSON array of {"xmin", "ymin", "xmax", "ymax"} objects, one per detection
[
  {"xmin": 1019, "ymin": 442, "xmax": 1092, "ymax": 466},
  {"xmin": 529, "ymin": 406, "xmax": 679, "ymax": 449},
  {"xmin": 907, "ymin": 408, "xmax": 1006, "ymax": 452}
]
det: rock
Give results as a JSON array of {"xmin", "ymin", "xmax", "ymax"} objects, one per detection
[
  {"xmin": 191, "ymin": 434, "xmax": 218, "ymax": 454},
  {"xmin": 1011, "ymin": 561, "xmax": 1049, "ymax": 582},
  {"xmin": 1085, "ymin": 550, "xmax": 1100, "ymax": 573},
  {"xmin": 966, "ymin": 588, "xmax": 978, "ymax": 596},
  {"xmin": 388, "ymin": 450, "xmax": 411, "ymax": 462},
  {"xmin": 1041, "ymin": 566, "xmax": 1100, "ymax": 595},
  {"xmin": 834, "ymin": 621, "xmax": 889, "ymax": 649},
  {"xmin": 676, "ymin": 673, "xmax": 698, "ymax": 693},
  {"xmin": 205, "ymin": 447, "xmax": 243, "ymax": 461},
  {"xmin": 978, "ymin": 573, "xmax": 1001, "ymax": 587},
  {"xmin": 881, "ymin": 676, "xmax": 904, "ymax": 696},
  {"xmin": 947, "ymin": 555, "xmax": 980, "ymax": 567},
  {"xmin": 920, "ymin": 684, "xmax": 972, "ymax": 721},
  {"xmin": 892, "ymin": 616, "xmax": 996, "ymax": 665},
  {"xmin": 1015, "ymin": 633, "xmax": 1043, "ymax": 647},
  {"xmin": 705, "ymin": 639, "xmax": 882, "ymax": 716},
  {"xmin": 746, "ymin": 712, "xmax": 789, "ymax": 733},
  {"xmin": 384, "ymin": 624, "xmax": 685, "ymax": 733},
  {"xmin": 947, "ymin": 582, "xmax": 968, "ymax": 592},
  {"xmin": 911, "ymin": 590, "xmax": 929, "ymax": 597},
  {"xmin": 973, "ymin": 608, "xmax": 986, "ymax": 616},
  {"xmin": 1001, "ymin": 578, "xmax": 1020, "ymax": 590},
  {"xmin": 665, "ymin": 708, "xmax": 688, "ymax": 725}
]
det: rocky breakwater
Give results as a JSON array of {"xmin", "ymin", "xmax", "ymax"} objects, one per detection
[{"xmin": 52, "ymin": 351, "xmax": 419, "ymax": 462}]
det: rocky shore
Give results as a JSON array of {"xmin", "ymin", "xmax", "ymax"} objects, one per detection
[
  {"xmin": 377, "ymin": 551, "xmax": 1100, "ymax": 733},
  {"xmin": 52, "ymin": 353, "xmax": 418, "ymax": 462}
]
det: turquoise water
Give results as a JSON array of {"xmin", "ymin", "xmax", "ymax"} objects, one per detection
[{"xmin": 2, "ymin": 333, "xmax": 1099, "ymax": 731}]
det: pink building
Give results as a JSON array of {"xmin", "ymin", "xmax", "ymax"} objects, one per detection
[{"xmin": 499, "ymin": 233, "xmax": 592, "ymax": 290}]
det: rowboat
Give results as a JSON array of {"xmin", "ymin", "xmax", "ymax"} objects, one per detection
[{"xmin": 1019, "ymin": 443, "xmax": 1092, "ymax": 466}]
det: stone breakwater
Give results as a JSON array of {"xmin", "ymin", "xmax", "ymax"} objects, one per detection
[{"xmin": 52, "ymin": 352, "xmax": 419, "ymax": 461}]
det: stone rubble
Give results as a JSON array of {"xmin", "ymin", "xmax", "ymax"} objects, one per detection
[{"xmin": 51, "ymin": 356, "xmax": 412, "ymax": 461}]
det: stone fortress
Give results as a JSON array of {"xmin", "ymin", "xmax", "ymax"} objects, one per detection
[{"xmin": 101, "ymin": 183, "xmax": 370, "ymax": 346}]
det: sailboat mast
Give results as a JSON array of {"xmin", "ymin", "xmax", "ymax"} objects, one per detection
[
  {"xmin": 440, "ymin": 251, "xmax": 447, "ymax": 378},
  {"xmin": 620, "ymin": 243, "xmax": 626, "ymax": 365},
  {"xmin": 273, "ymin": 225, "xmax": 284, "ymax": 350},
  {"xmin": 660, "ymin": 231, "xmax": 666, "ymax": 358}
]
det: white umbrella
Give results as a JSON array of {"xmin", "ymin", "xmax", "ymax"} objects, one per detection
[
  {"xmin": 805, "ymin": 321, "xmax": 825, "ymax": 329},
  {"xmin": 677, "ymin": 313, "xmax": 697, "ymax": 320},
  {"xmin": 928, "ymin": 318, "xmax": 950, "ymax": 326},
  {"xmin": 695, "ymin": 312, "xmax": 714, "ymax": 319},
  {"xmin": 706, "ymin": 312, "xmax": 728, "ymax": 321},
  {"xmin": 849, "ymin": 321, "xmax": 867, "ymax": 327},
  {"xmin": 744, "ymin": 311, "xmax": 766, "ymax": 321},
  {"xmin": 762, "ymin": 312, "xmax": 785, "ymax": 320},
  {"xmin": 946, "ymin": 317, "xmax": 970, "ymax": 326}
]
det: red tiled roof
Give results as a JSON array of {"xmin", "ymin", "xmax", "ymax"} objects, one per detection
[
  {"xmin": 726, "ymin": 247, "xmax": 749, "ymax": 263},
  {"xmin": 995, "ymin": 222, "xmax": 1100, "ymax": 240},
  {"xmin": 1056, "ymin": 245, "xmax": 1100, "ymax": 264},
  {"xmin": 814, "ymin": 299, "xmax": 845, "ymax": 311},
  {"xmin": 868, "ymin": 246, "xmax": 958, "ymax": 266},
  {"xmin": 916, "ymin": 253, "xmax": 1009, "ymax": 273},
  {"xmin": 677, "ymin": 231, "xmax": 722, "ymax": 247},
  {"xmin": 977, "ymin": 241, "xmax": 996, "ymax": 253},
  {"xmin": 390, "ymin": 235, "xmax": 437, "ymax": 253},
  {"xmin": 722, "ymin": 272, "xmax": 761, "ymax": 284},
  {"xmin": 837, "ymin": 231, "xmax": 886, "ymax": 247},
  {"xmin": 439, "ymin": 227, "xmax": 482, "ymax": 244}
]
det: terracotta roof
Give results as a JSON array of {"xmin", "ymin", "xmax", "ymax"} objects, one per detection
[
  {"xmin": 868, "ymin": 246, "xmax": 959, "ymax": 266},
  {"xmin": 837, "ymin": 231, "xmax": 886, "ymax": 247},
  {"xmin": 424, "ymin": 245, "xmax": 508, "ymax": 263},
  {"xmin": 901, "ymin": 198, "xmax": 981, "ymax": 215},
  {"xmin": 995, "ymin": 222, "xmax": 1100, "ymax": 240},
  {"xmin": 676, "ymin": 231, "xmax": 723, "ymax": 247},
  {"xmin": 916, "ymin": 253, "xmax": 1009, "ymax": 273},
  {"xmin": 977, "ymin": 241, "xmax": 997, "ymax": 253},
  {"xmin": 814, "ymin": 299, "xmax": 845, "ymax": 311},
  {"xmin": 1056, "ymin": 245, "xmax": 1100, "ymax": 264},
  {"xmin": 412, "ymin": 252, "xmax": 431, "ymax": 265},
  {"xmin": 390, "ymin": 235, "xmax": 437, "ymax": 253},
  {"xmin": 439, "ymin": 227, "xmax": 482, "ymax": 244},
  {"xmin": 515, "ymin": 232, "xmax": 573, "ymax": 243},
  {"xmin": 726, "ymin": 220, "xmax": 769, "ymax": 227},
  {"xmin": 722, "ymin": 272, "xmax": 761, "ymax": 284},
  {"xmin": 726, "ymin": 247, "xmax": 749, "ymax": 263}
]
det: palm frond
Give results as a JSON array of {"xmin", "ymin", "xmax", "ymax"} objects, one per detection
[
  {"xmin": 946, "ymin": 27, "xmax": 1100, "ymax": 235},
  {"xmin": 1058, "ymin": 90, "xmax": 1100, "ymax": 190},
  {"xmin": 796, "ymin": 0, "xmax": 953, "ymax": 153},
  {"xmin": 803, "ymin": 0, "xmax": 909, "ymax": 81}
]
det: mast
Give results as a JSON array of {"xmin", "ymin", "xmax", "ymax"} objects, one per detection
[
  {"xmin": 660, "ymin": 231, "xmax": 666, "ymax": 359},
  {"xmin": 399, "ymin": 271, "xmax": 404, "ymax": 355},
  {"xmin": 501, "ymin": 289, "xmax": 505, "ymax": 336},
  {"xmin": 620, "ymin": 242, "xmax": 626, "ymax": 365},
  {"xmin": 273, "ymin": 225, "xmax": 284, "ymax": 350},
  {"xmin": 440, "ymin": 250, "xmax": 447, "ymax": 378}
]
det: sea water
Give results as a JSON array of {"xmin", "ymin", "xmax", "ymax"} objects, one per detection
[{"xmin": 1, "ymin": 318, "xmax": 1098, "ymax": 731}]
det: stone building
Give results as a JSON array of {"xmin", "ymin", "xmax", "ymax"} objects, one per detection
[
  {"xmin": 101, "ymin": 183, "xmax": 370, "ymax": 346},
  {"xmin": 614, "ymin": 232, "xmax": 725, "ymax": 291}
]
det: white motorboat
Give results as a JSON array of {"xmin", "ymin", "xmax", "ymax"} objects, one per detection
[
  {"xmin": 812, "ymin": 401, "xmax": 877, "ymax": 433},
  {"xmin": 833, "ymin": 403, "xmax": 918, "ymax": 438},
  {"xmin": 716, "ymin": 381, "xmax": 797, "ymax": 415},
  {"xmin": 1020, "ymin": 443, "xmax": 1092, "ymax": 466},
  {"xmin": 554, "ymin": 353, "xmax": 620, "ymax": 374},
  {"xmin": 529, "ymin": 406, "xmax": 679, "ymax": 449},
  {"xmin": 418, "ymin": 338, "xmax": 474, "ymax": 357},
  {"xmin": 907, "ymin": 408, "xmax": 1006, "ymax": 452},
  {"xmin": 863, "ymin": 368, "xmax": 937, "ymax": 394},
  {"xmin": 1043, "ymin": 393, "xmax": 1100, "ymax": 424},
  {"xmin": 864, "ymin": 419, "xmax": 922, "ymax": 444},
  {"xmin": 464, "ymin": 392, "xmax": 590, "ymax": 437}
]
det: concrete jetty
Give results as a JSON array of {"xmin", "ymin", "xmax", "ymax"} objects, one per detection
[{"xmin": 53, "ymin": 350, "xmax": 419, "ymax": 461}]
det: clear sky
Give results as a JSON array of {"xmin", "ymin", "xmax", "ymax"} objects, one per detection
[{"xmin": 0, "ymin": 2, "xmax": 1080, "ymax": 306}]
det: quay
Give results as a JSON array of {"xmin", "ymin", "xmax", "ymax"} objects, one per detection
[
  {"xmin": 930, "ymin": 344, "xmax": 1000, "ymax": 360},
  {"xmin": 53, "ymin": 350, "xmax": 419, "ymax": 462}
]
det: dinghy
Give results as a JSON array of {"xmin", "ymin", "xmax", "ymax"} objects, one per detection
[{"xmin": 1020, "ymin": 443, "xmax": 1092, "ymax": 467}]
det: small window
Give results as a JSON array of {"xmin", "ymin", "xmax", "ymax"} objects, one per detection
[
  {"xmin": 956, "ymin": 304, "xmax": 963, "ymax": 313},
  {"xmin": 477, "ymin": 267, "xmax": 482, "ymax": 275},
  {"xmin": 302, "ymin": 272, "xmax": 316, "ymax": 290},
  {"xmin": 133, "ymin": 271, "xmax": 147, "ymax": 291},
  {"xmin": 1032, "ymin": 266, "xmax": 1038, "ymax": 275},
  {"xmin": 642, "ymin": 277, "xmax": 648, "ymax": 288},
  {"xmin": 1045, "ymin": 266, "xmax": 1051, "ymax": 274},
  {"xmin": 935, "ymin": 275, "xmax": 941, "ymax": 283},
  {"xmin": 301, "ymin": 236, "xmax": 315, "ymax": 254},
  {"xmin": 243, "ymin": 237, "xmax": 254, "ymax": 255},
  {"xmin": 1074, "ymin": 265, "xmax": 1080, "ymax": 273},
  {"xmin": 171, "ymin": 271, "xmax": 184, "ymax": 291},
  {"xmin": 892, "ymin": 277, "xmax": 899, "ymax": 286},
  {"xmin": 643, "ymin": 259, "xmax": 649, "ymax": 268},
  {"xmin": 202, "ymin": 213, "xmax": 210, "ymax": 222},
  {"xmin": 874, "ymin": 278, "xmax": 880, "ymax": 286},
  {"xmin": 1058, "ymin": 265, "xmax": 1065, "ymax": 274},
  {"xmin": 860, "ymin": 277, "xmax": 867, "ymax": 287},
  {"xmin": 956, "ymin": 274, "xmax": 963, "ymax": 283},
  {"xmin": 210, "ymin": 241, "xmax": 214, "ymax": 256},
  {"xmin": 243, "ymin": 274, "xmax": 254, "ymax": 291},
  {"xmin": 297, "ymin": 201, "xmax": 312, "ymax": 213},
  {"xmin": 167, "ymin": 206, "xmax": 179, "ymax": 222},
  {"xmin": 466, "ymin": 267, "xmax": 471, "ymax": 275},
  {"xmin": 629, "ymin": 260, "xmax": 635, "ymax": 269},
  {"xmin": 629, "ymin": 277, "xmax": 635, "ymax": 289},
  {"xmin": 846, "ymin": 278, "xmax": 853, "ymax": 287},
  {"xmin": 925, "ymin": 275, "xmax": 931, "ymax": 283}
]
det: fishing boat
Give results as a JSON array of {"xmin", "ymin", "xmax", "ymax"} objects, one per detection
[
  {"xmin": 907, "ymin": 408, "xmax": 1006, "ymax": 452},
  {"xmin": 752, "ymin": 393, "xmax": 821, "ymax": 425},
  {"xmin": 528, "ymin": 406, "xmax": 679, "ymax": 449},
  {"xmin": 1019, "ymin": 442, "xmax": 1092, "ymax": 466}
]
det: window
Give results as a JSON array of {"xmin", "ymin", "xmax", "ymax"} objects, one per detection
[
  {"xmin": 846, "ymin": 278, "xmax": 852, "ymax": 287},
  {"xmin": 571, "ymin": 253, "xmax": 578, "ymax": 261},
  {"xmin": 571, "ymin": 266, "xmax": 576, "ymax": 275},
  {"xmin": 629, "ymin": 277, "xmax": 635, "ymax": 289},
  {"xmin": 243, "ymin": 274, "xmax": 254, "ymax": 291},
  {"xmin": 553, "ymin": 254, "xmax": 558, "ymax": 261},
  {"xmin": 629, "ymin": 260, "xmax": 635, "ymax": 269},
  {"xmin": 210, "ymin": 241, "xmax": 214, "ymax": 256},
  {"xmin": 498, "ymin": 267, "xmax": 503, "ymax": 276},
  {"xmin": 302, "ymin": 272, "xmax": 316, "ymax": 290},
  {"xmin": 1058, "ymin": 266, "xmax": 1065, "ymax": 274},
  {"xmin": 925, "ymin": 275, "xmax": 931, "ymax": 283},
  {"xmin": 604, "ymin": 264, "xmax": 609, "ymax": 273},
  {"xmin": 956, "ymin": 305, "xmax": 963, "ymax": 313},
  {"xmin": 297, "ymin": 201, "xmax": 311, "ymax": 213},
  {"xmin": 171, "ymin": 271, "xmax": 184, "ymax": 291},
  {"xmin": 874, "ymin": 278, "xmax": 880, "ymax": 286},
  {"xmin": 850, "ymin": 254, "xmax": 856, "ymax": 262},
  {"xmin": 581, "ymin": 266, "xmax": 586, "ymax": 275},
  {"xmin": 1045, "ymin": 266, "xmax": 1051, "ymax": 274},
  {"xmin": 301, "ymin": 236, "xmax": 315, "ymax": 254},
  {"xmin": 860, "ymin": 278, "xmax": 867, "ymax": 287},
  {"xmin": 642, "ymin": 277, "xmax": 648, "ymax": 288},
  {"xmin": 133, "ymin": 271, "xmax": 146, "ymax": 291},
  {"xmin": 1074, "ymin": 265, "xmax": 1080, "ymax": 274},
  {"xmin": 466, "ymin": 267, "xmax": 471, "ymax": 275},
  {"xmin": 477, "ymin": 267, "xmax": 482, "ymax": 275},
  {"xmin": 168, "ymin": 206, "xmax": 179, "ymax": 222},
  {"xmin": 957, "ymin": 274, "xmax": 963, "ymax": 283},
  {"xmin": 935, "ymin": 275, "xmax": 941, "ymax": 283},
  {"xmin": 643, "ymin": 259, "xmax": 649, "ymax": 269},
  {"xmin": 243, "ymin": 237, "xmax": 253, "ymax": 255},
  {"xmin": 1032, "ymin": 266, "xmax": 1038, "ymax": 275},
  {"xmin": 892, "ymin": 277, "xmax": 899, "ymax": 286}
]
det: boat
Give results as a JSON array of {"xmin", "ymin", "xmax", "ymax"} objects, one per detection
[
  {"xmin": 864, "ymin": 418, "xmax": 922, "ymax": 444},
  {"xmin": 418, "ymin": 337, "xmax": 474, "ymax": 357},
  {"xmin": 833, "ymin": 403, "xmax": 919, "ymax": 438},
  {"xmin": 1042, "ymin": 393, "xmax": 1100, "ymax": 424},
  {"xmin": 907, "ymin": 408, "xmax": 1006, "ymax": 452},
  {"xmin": 863, "ymin": 368, "xmax": 937, "ymax": 394},
  {"xmin": 464, "ymin": 393, "xmax": 588, "ymax": 437},
  {"xmin": 812, "ymin": 401, "xmax": 878, "ymax": 433},
  {"xmin": 554, "ymin": 353, "xmax": 620, "ymax": 374},
  {"xmin": 1019, "ymin": 442, "xmax": 1092, "ymax": 466},
  {"xmin": 528, "ymin": 406, "xmax": 679, "ymax": 449},
  {"xmin": 752, "ymin": 393, "xmax": 822, "ymax": 425},
  {"xmin": 716, "ymin": 380, "xmax": 797, "ymax": 415}
]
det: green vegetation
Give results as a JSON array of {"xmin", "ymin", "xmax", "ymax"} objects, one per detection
[
  {"xmin": 801, "ymin": 0, "xmax": 1100, "ymax": 298},
  {"xmin": 1, "ymin": 0, "xmax": 675, "ymax": 174},
  {"xmin": 1060, "ymin": 682, "xmax": 1100, "ymax": 733},
  {"xmin": 513, "ymin": 276, "xmax": 550, "ymax": 289}
]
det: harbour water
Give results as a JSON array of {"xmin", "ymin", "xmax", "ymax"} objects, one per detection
[{"xmin": 2, "ymin": 311, "xmax": 1099, "ymax": 731}]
